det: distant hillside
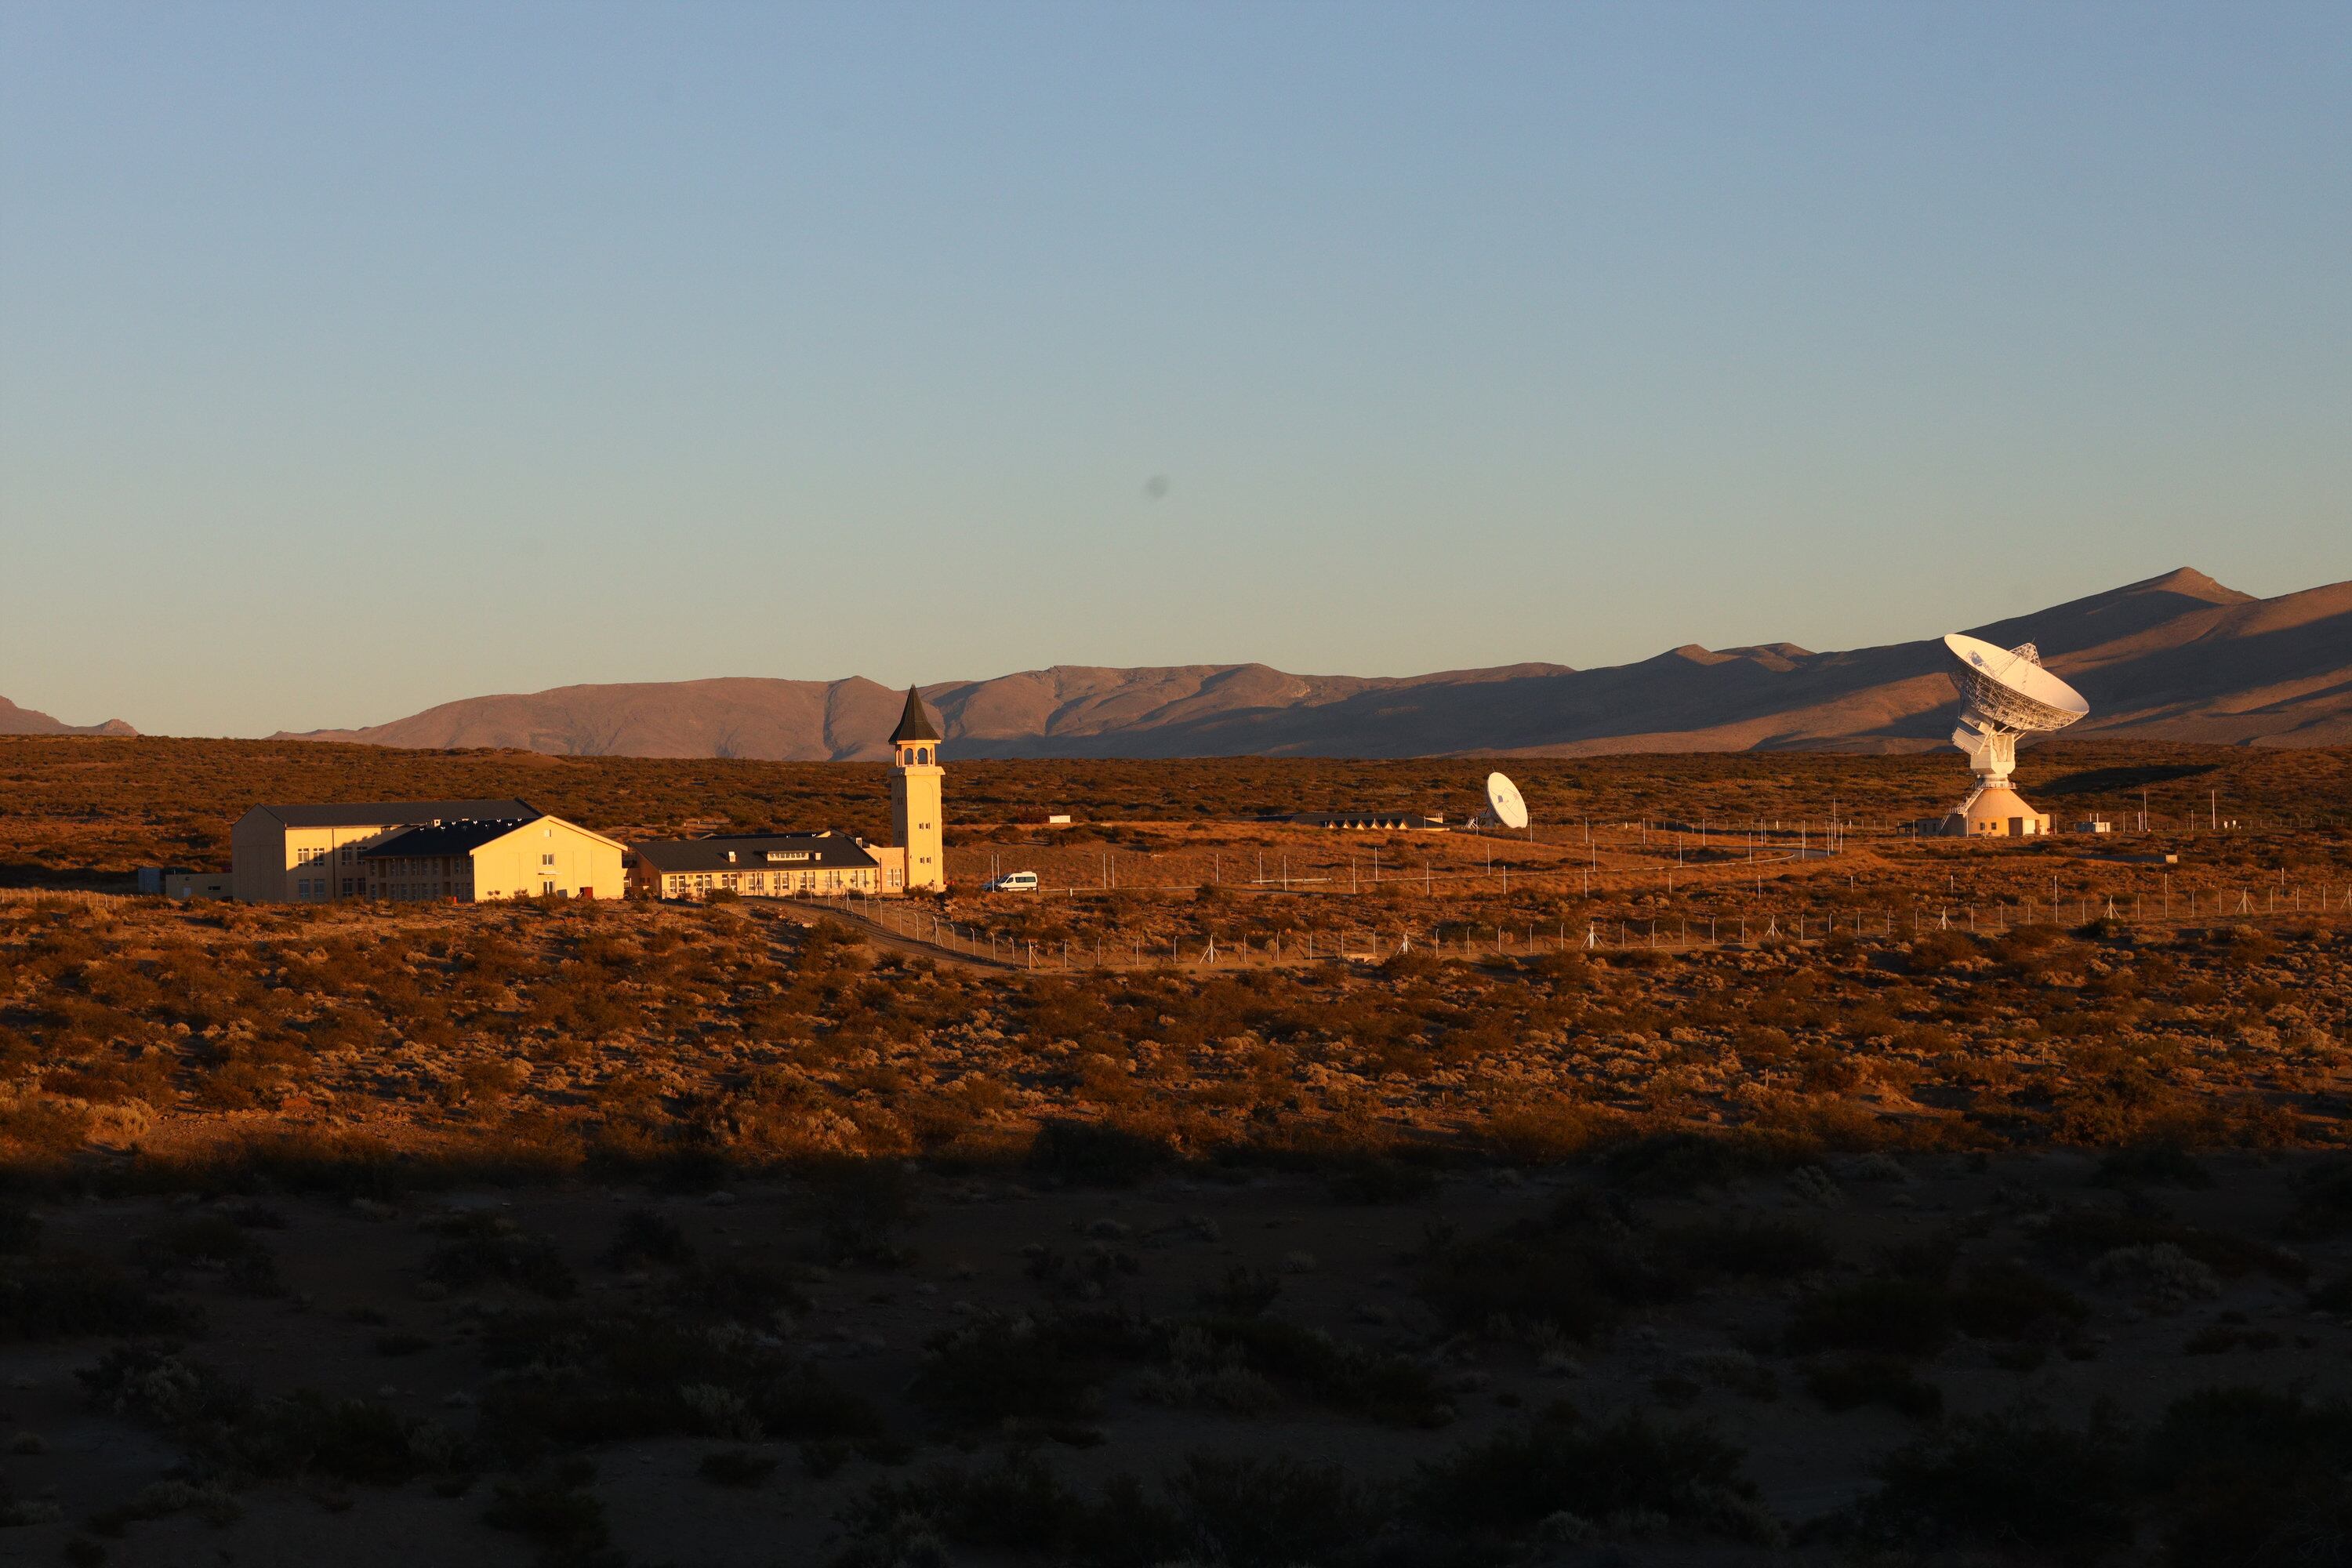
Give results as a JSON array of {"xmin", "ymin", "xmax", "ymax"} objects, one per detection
[
  {"xmin": 278, "ymin": 568, "xmax": 2352, "ymax": 760},
  {"xmin": 0, "ymin": 696, "xmax": 135, "ymax": 738}
]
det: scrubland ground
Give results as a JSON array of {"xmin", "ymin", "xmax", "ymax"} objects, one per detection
[{"xmin": 2, "ymin": 737, "xmax": 2350, "ymax": 1566}]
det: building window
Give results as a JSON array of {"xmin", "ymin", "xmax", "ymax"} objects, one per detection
[{"xmin": 541, "ymin": 853, "xmax": 555, "ymax": 867}]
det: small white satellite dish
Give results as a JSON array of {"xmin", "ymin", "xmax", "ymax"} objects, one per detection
[{"xmin": 1465, "ymin": 771, "xmax": 1530, "ymax": 833}]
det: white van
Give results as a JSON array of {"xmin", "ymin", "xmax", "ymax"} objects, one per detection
[{"xmin": 987, "ymin": 871, "xmax": 1040, "ymax": 893}]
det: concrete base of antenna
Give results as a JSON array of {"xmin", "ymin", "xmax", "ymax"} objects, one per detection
[{"xmin": 1940, "ymin": 783, "xmax": 2052, "ymax": 839}]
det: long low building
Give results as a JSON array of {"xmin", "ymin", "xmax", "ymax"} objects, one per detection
[
  {"xmin": 230, "ymin": 799, "xmax": 623, "ymax": 902},
  {"xmin": 630, "ymin": 831, "xmax": 890, "ymax": 901}
]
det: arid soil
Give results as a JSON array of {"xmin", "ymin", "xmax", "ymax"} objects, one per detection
[
  {"xmin": 2, "ymin": 739, "xmax": 2350, "ymax": 1565},
  {"xmin": 9, "ymin": 1152, "xmax": 2352, "ymax": 1566}
]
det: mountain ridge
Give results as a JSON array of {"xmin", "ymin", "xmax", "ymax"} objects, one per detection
[
  {"xmin": 0, "ymin": 696, "xmax": 136, "ymax": 738},
  {"xmin": 270, "ymin": 568, "xmax": 2352, "ymax": 760}
]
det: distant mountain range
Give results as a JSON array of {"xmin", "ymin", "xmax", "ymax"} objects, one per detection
[
  {"xmin": 259, "ymin": 568, "xmax": 2350, "ymax": 760},
  {"xmin": 0, "ymin": 696, "xmax": 135, "ymax": 738}
]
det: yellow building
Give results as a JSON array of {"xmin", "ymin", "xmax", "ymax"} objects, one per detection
[
  {"xmin": 889, "ymin": 687, "xmax": 947, "ymax": 891},
  {"xmin": 630, "ymin": 830, "xmax": 887, "ymax": 901},
  {"xmin": 230, "ymin": 799, "xmax": 623, "ymax": 902},
  {"xmin": 232, "ymin": 797, "xmax": 536, "ymax": 902},
  {"xmin": 359, "ymin": 815, "xmax": 626, "ymax": 902}
]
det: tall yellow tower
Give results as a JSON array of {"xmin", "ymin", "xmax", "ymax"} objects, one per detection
[{"xmin": 888, "ymin": 686, "xmax": 946, "ymax": 891}]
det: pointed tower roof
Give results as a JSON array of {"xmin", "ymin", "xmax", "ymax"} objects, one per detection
[{"xmin": 888, "ymin": 686, "xmax": 941, "ymax": 746}]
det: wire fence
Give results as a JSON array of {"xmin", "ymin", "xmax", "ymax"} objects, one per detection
[{"xmin": 801, "ymin": 877, "xmax": 2352, "ymax": 975}]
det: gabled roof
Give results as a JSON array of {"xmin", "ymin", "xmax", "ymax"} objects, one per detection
[
  {"xmin": 888, "ymin": 686, "xmax": 941, "ymax": 745},
  {"xmin": 250, "ymin": 799, "xmax": 536, "ymax": 829},
  {"xmin": 358, "ymin": 819, "xmax": 533, "ymax": 858},
  {"xmin": 632, "ymin": 831, "xmax": 880, "ymax": 875}
]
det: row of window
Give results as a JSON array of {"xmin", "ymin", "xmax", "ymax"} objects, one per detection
[{"xmin": 659, "ymin": 868, "xmax": 873, "ymax": 898}]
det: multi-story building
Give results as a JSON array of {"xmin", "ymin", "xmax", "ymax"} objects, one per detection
[
  {"xmin": 231, "ymin": 798, "xmax": 535, "ymax": 902},
  {"xmin": 630, "ymin": 830, "xmax": 887, "ymax": 901},
  {"xmin": 230, "ymin": 799, "xmax": 623, "ymax": 902},
  {"xmin": 358, "ymin": 815, "xmax": 627, "ymax": 902}
]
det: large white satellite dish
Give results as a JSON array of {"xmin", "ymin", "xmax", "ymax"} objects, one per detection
[
  {"xmin": 1466, "ymin": 771, "xmax": 1530, "ymax": 833},
  {"xmin": 1940, "ymin": 633, "xmax": 2089, "ymax": 833}
]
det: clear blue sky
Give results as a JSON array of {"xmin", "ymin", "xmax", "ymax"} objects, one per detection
[{"xmin": 3, "ymin": 2, "xmax": 2346, "ymax": 736}]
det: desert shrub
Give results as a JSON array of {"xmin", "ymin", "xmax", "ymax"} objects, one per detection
[
  {"xmin": 1804, "ymin": 1356, "xmax": 1944, "ymax": 1419},
  {"xmin": 840, "ymin": 1450, "xmax": 1181, "ymax": 1568},
  {"xmin": 470, "ymin": 1298, "xmax": 878, "ymax": 1458},
  {"xmin": 2038, "ymin": 1207, "xmax": 2307, "ymax": 1283},
  {"xmin": 1137, "ymin": 1324, "xmax": 1283, "ymax": 1417},
  {"xmin": 1656, "ymin": 1217, "xmax": 1831, "ymax": 1279},
  {"xmin": 810, "ymin": 1160, "xmax": 920, "ymax": 1267},
  {"xmin": 696, "ymin": 1447, "xmax": 777, "ymax": 1486},
  {"xmin": 668, "ymin": 1258, "xmax": 808, "ymax": 1324},
  {"xmin": 2146, "ymin": 1387, "xmax": 2352, "ymax": 1567},
  {"xmin": 1906, "ymin": 931, "xmax": 1977, "ymax": 975},
  {"xmin": 1598, "ymin": 1130, "xmax": 1810, "ymax": 1196},
  {"xmin": 483, "ymin": 1458, "xmax": 617, "ymax": 1568},
  {"xmin": 79, "ymin": 1345, "xmax": 249, "ymax": 1432},
  {"xmin": 2096, "ymin": 1144, "xmax": 2216, "ymax": 1189},
  {"xmin": 909, "ymin": 1308, "xmax": 1155, "ymax": 1431},
  {"xmin": 227, "ymin": 1389, "xmax": 466, "ymax": 1485},
  {"xmin": 1414, "ymin": 1192, "xmax": 1675, "ymax": 1340},
  {"xmin": 1950, "ymin": 1260, "xmax": 2089, "ymax": 1341},
  {"xmin": 1483, "ymin": 1094, "xmax": 1614, "ymax": 1162},
  {"xmin": 1846, "ymin": 1404, "xmax": 2133, "ymax": 1559},
  {"xmin": 602, "ymin": 1208, "xmax": 694, "ymax": 1270},
  {"xmin": 2092, "ymin": 1242, "xmax": 2222, "ymax": 1305},
  {"xmin": 1028, "ymin": 1120, "xmax": 1177, "ymax": 1187},
  {"xmin": 1196, "ymin": 1265, "xmax": 1280, "ymax": 1318},
  {"xmin": 1026, "ymin": 1242, "xmax": 1139, "ymax": 1301},
  {"xmin": 0, "ymin": 1249, "xmax": 194, "ymax": 1341},
  {"xmin": 425, "ymin": 1214, "xmax": 579, "ymax": 1299},
  {"xmin": 1325, "ymin": 1155, "xmax": 1440, "ymax": 1204},
  {"xmin": 1185, "ymin": 1315, "xmax": 1448, "ymax": 1425},
  {"xmin": 1170, "ymin": 1452, "xmax": 1377, "ymax": 1568},
  {"xmin": 1415, "ymin": 1402, "xmax": 1777, "ymax": 1547},
  {"xmin": 133, "ymin": 1216, "xmax": 283, "ymax": 1296},
  {"xmin": 0, "ymin": 1097, "xmax": 94, "ymax": 1162},
  {"xmin": 85, "ymin": 1477, "xmax": 243, "ymax": 1532},
  {"xmin": 79, "ymin": 1344, "xmax": 463, "ymax": 1486},
  {"xmin": 2287, "ymin": 1159, "xmax": 2352, "ymax": 1238},
  {"xmin": 1786, "ymin": 1276, "xmax": 1952, "ymax": 1359}
]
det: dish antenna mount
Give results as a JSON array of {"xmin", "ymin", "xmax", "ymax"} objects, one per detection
[
  {"xmin": 1941, "ymin": 633, "xmax": 2089, "ymax": 833},
  {"xmin": 1467, "ymin": 771, "xmax": 1530, "ymax": 833}
]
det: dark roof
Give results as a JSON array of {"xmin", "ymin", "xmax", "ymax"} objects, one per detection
[
  {"xmin": 254, "ymin": 799, "xmax": 536, "ymax": 829},
  {"xmin": 358, "ymin": 819, "xmax": 534, "ymax": 858},
  {"xmin": 888, "ymin": 687, "xmax": 941, "ymax": 745},
  {"xmin": 632, "ymin": 831, "xmax": 879, "ymax": 875}
]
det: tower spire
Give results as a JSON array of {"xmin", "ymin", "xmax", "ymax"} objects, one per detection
[{"xmin": 889, "ymin": 685, "xmax": 940, "ymax": 746}]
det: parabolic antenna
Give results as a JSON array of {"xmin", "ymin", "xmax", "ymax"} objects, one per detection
[
  {"xmin": 1939, "ymin": 633, "xmax": 2090, "ymax": 837},
  {"xmin": 1486, "ymin": 771, "xmax": 1530, "ymax": 831},
  {"xmin": 1944, "ymin": 634, "xmax": 2089, "ymax": 734}
]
